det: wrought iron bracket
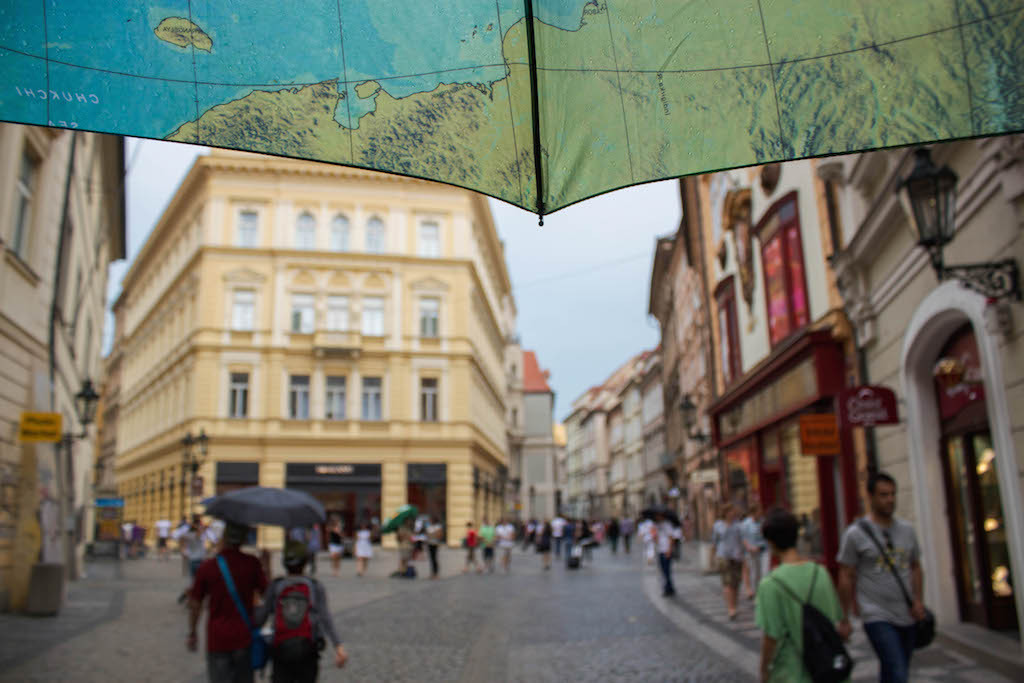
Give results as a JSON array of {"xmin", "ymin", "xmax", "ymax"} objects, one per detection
[{"xmin": 937, "ymin": 259, "xmax": 1021, "ymax": 301}]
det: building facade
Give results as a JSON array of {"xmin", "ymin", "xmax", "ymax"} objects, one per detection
[
  {"xmin": 0, "ymin": 125, "xmax": 125, "ymax": 609},
  {"xmin": 830, "ymin": 137, "xmax": 1024, "ymax": 650},
  {"xmin": 113, "ymin": 150, "xmax": 514, "ymax": 549},
  {"xmin": 518, "ymin": 350, "xmax": 557, "ymax": 520},
  {"xmin": 640, "ymin": 350, "xmax": 668, "ymax": 509}
]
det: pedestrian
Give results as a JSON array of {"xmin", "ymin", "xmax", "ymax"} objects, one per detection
[
  {"xmin": 837, "ymin": 471, "xmax": 926, "ymax": 683},
  {"xmin": 179, "ymin": 515, "xmax": 208, "ymax": 604},
  {"xmin": 155, "ymin": 518, "xmax": 172, "ymax": 560},
  {"xmin": 497, "ymin": 517, "xmax": 516, "ymax": 573},
  {"xmin": 186, "ymin": 521, "xmax": 268, "ymax": 683},
  {"xmin": 655, "ymin": 512, "xmax": 681, "ymax": 596},
  {"xmin": 522, "ymin": 519, "xmax": 536, "ymax": 551},
  {"xmin": 755, "ymin": 507, "xmax": 846, "ymax": 683},
  {"xmin": 426, "ymin": 516, "xmax": 443, "ymax": 579},
  {"xmin": 479, "ymin": 518, "xmax": 496, "ymax": 573},
  {"xmin": 354, "ymin": 521, "xmax": 372, "ymax": 577},
  {"xmin": 254, "ymin": 540, "xmax": 348, "ymax": 682},
  {"xmin": 327, "ymin": 518, "xmax": 344, "ymax": 577},
  {"xmin": 463, "ymin": 521, "xmax": 481, "ymax": 573},
  {"xmin": 394, "ymin": 520, "xmax": 415, "ymax": 578},
  {"xmin": 710, "ymin": 503, "xmax": 745, "ymax": 620},
  {"xmin": 307, "ymin": 524, "xmax": 321, "ymax": 576},
  {"xmin": 607, "ymin": 517, "xmax": 620, "ymax": 554},
  {"xmin": 620, "ymin": 515, "xmax": 634, "ymax": 554},
  {"xmin": 639, "ymin": 516, "xmax": 655, "ymax": 565},
  {"xmin": 535, "ymin": 520, "xmax": 552, "ymax": 570},
  {"xmin": 741, "ymin": 503, "xmax": 768, "ymax": 599},
  {"xmin": 551, "ymin": 513, "xmax": 566, "ymax": 557}
]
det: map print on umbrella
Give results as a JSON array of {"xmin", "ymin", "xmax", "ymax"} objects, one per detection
[{"xmin": 1, "ymin": 0, "xmax": 1021, "ymax": 216}]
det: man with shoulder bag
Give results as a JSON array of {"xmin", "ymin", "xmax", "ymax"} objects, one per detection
[{"xmin": 837, "ymin": 472, "xmax": 933, "ymax": 683}]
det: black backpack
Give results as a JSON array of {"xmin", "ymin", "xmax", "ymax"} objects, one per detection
[{"xmin": 770, "ymin": 564, "xmax": 853, "ymax": 683}]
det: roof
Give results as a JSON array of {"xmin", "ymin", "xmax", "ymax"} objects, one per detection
[{"xmin": 522, "ymin": 350, "xmax": 552, "ymax": 393}]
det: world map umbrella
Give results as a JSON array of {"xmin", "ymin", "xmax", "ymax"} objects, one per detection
[
  {"xmin": 2, "ymin": 1, "xmax": 1021, "ymax": 219},
  {"xmin": 202, "ymin": 486, "xmax": 326, "ymax": 528}
]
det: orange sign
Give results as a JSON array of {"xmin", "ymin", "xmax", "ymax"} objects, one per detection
[{"xmin": 798, "ymin": 414, "xmax": 840, "ymax": 455}]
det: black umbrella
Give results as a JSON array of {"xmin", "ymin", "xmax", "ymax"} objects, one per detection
[
  {"xmin": 202, "ymin": 486, "xmax": 325, "ymax": 528},
  {"xmin": 641, "ymin": 506, "xmax": 681, "ymax": 527}
]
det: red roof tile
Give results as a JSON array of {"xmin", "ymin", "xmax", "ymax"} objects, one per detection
[{"xmin": 522, "ymin": 350, "xmax": 552, "ymax": 393}]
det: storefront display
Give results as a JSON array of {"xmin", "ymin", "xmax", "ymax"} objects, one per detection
[{"xmin": 285, "ymin": 464, "xmax": 382, "ymax": 543}]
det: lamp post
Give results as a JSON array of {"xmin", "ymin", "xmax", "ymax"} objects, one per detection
[
  {"xmin": 179, "ymin": 429, "xmax": 209, "ymax": 520},
  {"xmin": 900, "ymin": 147, "xmax": 1020, "ymax": 300},
  {"xmin": 59, "ymin": 379, "xmax": 100, "ymax": 580}
]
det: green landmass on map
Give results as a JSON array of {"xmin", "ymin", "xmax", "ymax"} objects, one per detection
[
  {"xmin": 355, "ymin": 81, "xmax": 382, "ymax": 98},
  {"xmin": 154, "ymin": 17, "xmax": 212, "ymax": 52},
  {"xmin": 159, "ymin": 0, "xmax": 1024, "ymax": 213}
]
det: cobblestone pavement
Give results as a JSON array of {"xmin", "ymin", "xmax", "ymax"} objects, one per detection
[
  {"xmin": 647, "ymin": 549, "xmax": 1015, "ymax": 683},
  {"xmin": 0, "ymin": 543, "xmax": 1014, "ymax": 682},
  {"xmin": 0, "ymin": 545, "xmax": 744, "ymax": 682}
]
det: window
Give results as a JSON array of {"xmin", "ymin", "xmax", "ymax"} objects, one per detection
[
  {"xmin": 361, "ymin": 377, "xmax": 382, "ymax": 420},
  {"xmin": 325, "ymin": 376, "xmax": 346, "ymax": 420},
  {"xmin": 361, "ymin": 296, "xmax": 384, "ymax": 336},
  {"xmin": 716, "ymin": 276, "xmax": 742, "ymax": 385},
  {"xmin": 237, "ymin": 210, "xmax": 259, "ymax": 247},
  {"xmin": 231, "ymin": 290, "xmax": 255, "ymax": 331},
  {"xmin": 291, "ymin": 294, "xmax": 314, "ymax": 333},
  {"xmin": 229, "ymin": 372, "xmax": 249, "ymax": 418},
  {"xmin": 295, "ymin": 212, "xmax": 316, "ymax": 249},
  {"xmin": 420, "ymin": 378, "xmax": 438, "ymax": 422},
  {"xmin": 758, "ymin": 194, "xmax": 808, "ymax": 346},
  {"xmin": 326, "ymin": 295, "xmax": 349, "ymax": 331},
  {"xmin": 288, "ymin": 375, "xmax": 310, "ymax": 419},
  {"xmin": 12, "ymin": 150, "xmax": 39, "ymax": 258},
  {"xmin": 419, "ymin": 297, "xmax": 439, "ymax": 337},
  {"xmin": 366, "ymin": 216, "xmax": 385, "ymax": 253},
  {"xmin": 418, "ymin": 221, "xmax": 440, "ymax": 257},
  {"xmin": 330, "ymin": 214, "xmax": 350, "ymax": 251}
]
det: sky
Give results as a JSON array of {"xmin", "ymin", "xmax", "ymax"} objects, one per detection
[{"xmin": 108, "ymin": 139, "xmax": 682, "ymax": 420}]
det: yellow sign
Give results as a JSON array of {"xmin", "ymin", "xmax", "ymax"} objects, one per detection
[
  {"xmin": 18, "ymin": 412, "xmax": 63, "ymax": 442},
  {"xmin": 798, "ymin": 414, "xmax": 841, "ymax": 455}
]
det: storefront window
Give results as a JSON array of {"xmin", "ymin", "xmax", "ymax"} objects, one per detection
[
  {"xmin": 946, "ymin": 435, "xmax": 984, "ymax": 604},
  {"xmin": 973, "ymin": 434, "xmax": 1013, "ymax": 599}
]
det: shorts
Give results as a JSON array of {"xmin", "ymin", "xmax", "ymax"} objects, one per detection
[
  {"xmin": 328, "ymin": 543, "xmax": 344, "ymax": 556},
  {"xmin": 157, "ymin": 538, "xmax": 167, "ymax": 548},
  {"xmin": 483, "ymin": 547, "xmax": 495, "ymax": 560},
  {"xmin": 718, "ymin": 558, "xmax": 743, "ymax": 589}
]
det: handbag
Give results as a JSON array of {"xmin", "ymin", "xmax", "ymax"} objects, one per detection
[
  {"xmin": 216, "ymin": 555, "xmax": 270, "ymax": 670},
  {"xmin": 857, "ymin": 521, "xmax": 935, "ymax": 648}
]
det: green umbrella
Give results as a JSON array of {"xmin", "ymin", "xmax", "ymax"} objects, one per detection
[{"xmin": 380, "ymin": 504, "xmax": 418, "ymax": 535}]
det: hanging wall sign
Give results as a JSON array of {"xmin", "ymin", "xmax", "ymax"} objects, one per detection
[{"xmin": 838, "ymin": 386, "xmax": 900, "ymax": 427}]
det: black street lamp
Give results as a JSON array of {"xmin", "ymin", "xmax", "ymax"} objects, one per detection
[
  {"xmin": 180, "ymin": 428, "xmax": 209, "ymax": 519},
  {"xmin": 73, "ymin": 379, "xmax": 100, "ymax": 435},
  {"xmin": 679, "ymin": 394, "xmax": 709, "ymax": 443},
  {"xmin": 900, "ymin": 147, "xmax": 1020, "ymax": 300}
]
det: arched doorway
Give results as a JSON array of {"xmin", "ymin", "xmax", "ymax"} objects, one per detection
[{"xmin": 933, "ymin": 324, "xmax": 1017, "ymax": 631}]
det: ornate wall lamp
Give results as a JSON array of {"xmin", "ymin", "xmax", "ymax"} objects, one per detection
[{"xmin": 900, "ymin": 147, "xmax": 1020, "ymax": 300}]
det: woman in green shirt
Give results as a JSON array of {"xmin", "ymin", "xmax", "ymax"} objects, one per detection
[{"xmin": 754, "ymin": 508, "xmax": 847, "ymax": 683}]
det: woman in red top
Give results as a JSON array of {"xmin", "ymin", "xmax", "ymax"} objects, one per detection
[{"xmin": 463, "ymin": 521, "xmax": 481, "ymax": 574}]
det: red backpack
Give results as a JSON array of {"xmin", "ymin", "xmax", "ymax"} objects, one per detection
[{"xmin": 272, "ymin": 577, "xmax": 315, "ymax": 648}]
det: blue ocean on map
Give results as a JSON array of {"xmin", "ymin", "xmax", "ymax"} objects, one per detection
[{"xmin": 1, "ymin": 0, "xmax": 589, "ymax": 139}]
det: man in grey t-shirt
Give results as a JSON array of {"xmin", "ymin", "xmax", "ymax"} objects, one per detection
[{"xmin": 837, "ymin": 472, "xmax": 926, "ymax": 683}]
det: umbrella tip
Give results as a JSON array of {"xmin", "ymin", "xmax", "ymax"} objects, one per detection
[{"xmin": 538, "ymin": 216, "xmax": 544, "ymax": 227}]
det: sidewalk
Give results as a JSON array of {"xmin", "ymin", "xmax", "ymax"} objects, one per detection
[{"xmin": 645, "ymin": 547, "xmax": 1015, "ymax": 683}]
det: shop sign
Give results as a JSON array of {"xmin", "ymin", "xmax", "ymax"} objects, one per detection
[
  {"xmin": 315, "ymin": 464, "xmax": 354, "ymax": 475},
  {"xmin": 838, "ymin": 386, "xmax": 899, "ymax": 427},
  {"xmin": 798, "ymin": 414, "xmax": 840, "ymax": 455},
  {"xmin": 719, "ymin": 357, "xmax": 818, "ymax": 440},
  {"xmin": 18, "ymin": 412, "xmax": 62, "ymax": 442}
]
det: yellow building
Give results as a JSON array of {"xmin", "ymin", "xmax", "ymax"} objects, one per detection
[{"xmin": 113, "ymin": 150, "xmax": 514, "ymax": 548}]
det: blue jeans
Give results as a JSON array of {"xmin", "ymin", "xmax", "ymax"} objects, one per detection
[
  {"xmin": 658, "ymin": 553, "xmax": 675, "ymax": 595},
  {"xmin": 864, "ymin": 621, "xmax": 916, "ymax": 683},
  {"xmin": 554, "ymin": 536, "xmax": 563, "ymax": 557}
]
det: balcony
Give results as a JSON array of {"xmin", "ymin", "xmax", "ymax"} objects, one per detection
[{"xmin": 313, "ymin": 330, "xmax": 361, "ymax": 357}]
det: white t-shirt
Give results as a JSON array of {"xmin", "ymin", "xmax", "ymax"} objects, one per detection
[
  {"xmin": 496, "ymin": 523, "xmax": 516, "ymax": 548},
  {"xmin": 638, "ymin": 519, "xmax": 654, "ymax": 542},
  {"xmin": 655, "ymin": 522, "xmax": 681, "ymax": 554},
  {"xmin": 551, "ymin": 517, "xmax": 566, "ymax": 538},
  {"xmin": 155, "ymin": 519, "xmax": 172, "ymax": 539}
]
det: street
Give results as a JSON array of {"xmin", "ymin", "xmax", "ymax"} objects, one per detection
[{"xmin": 0, "ymin": 545, "xmax": 1011, "ymax": 682}]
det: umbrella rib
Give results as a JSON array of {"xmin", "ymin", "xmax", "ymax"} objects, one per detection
[
  {"xmin": 523, "ymin": 0, "xmax": 546, "ymax": 225},
  {"xmin": 496, "ymin": 0, "xmax": 525, "ymax": 207}
]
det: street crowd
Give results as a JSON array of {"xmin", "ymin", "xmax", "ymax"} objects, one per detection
[{"xmin": 142, "ymin": 469, "xmax": 926, "ymax": 683}]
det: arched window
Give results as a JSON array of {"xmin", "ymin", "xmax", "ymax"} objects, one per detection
[
  {"xmin": 296, "ymin": 212, "xmax": 316, "ymax": 250},
  {"xmin": 366, "ymin": 216, "xmax": 385, "ymax": 253},
  {"xmin": 330, "ymin": 214, "xmax": 350, "ymax": 251}
]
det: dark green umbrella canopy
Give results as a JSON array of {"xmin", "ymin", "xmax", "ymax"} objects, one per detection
[
  {"xmin": 4, "ymin": 1, "xmax": 1021, "ymax": 218},
  {"xmin": 380, "ymin": 504, "xmax": 418, "ymax": 534}
]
